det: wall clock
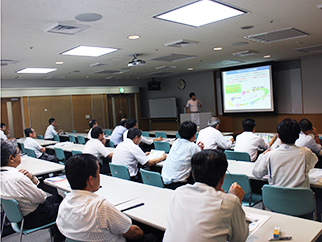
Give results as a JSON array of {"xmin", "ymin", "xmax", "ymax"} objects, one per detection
[{"xmin": 177, "ymin": 79, "xmax": 186, "ymax": 90}]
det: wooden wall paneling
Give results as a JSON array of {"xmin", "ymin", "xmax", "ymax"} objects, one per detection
[
  {"xmin": 103, "ymin": 95, "xmax": 108, "ymax": 129},
  {"xmin": 72, "ymin": 95, "xmax": 92, "ymax": 132},
  {"xmin": 114, "ymin": 94, "xmax": 128, "ymax": 121},
  {"xmin": 11, "ymin": 98, "xmax": 24, "ymax": 137},
  {"xmin": 128, "ymin": 94, "xmax": 136, "ymax": 119},
  {"xmin": 22, "ymin": 97, "xmax": 30, "ymax": 128},
  {"xmin": 92, "ymin": 94, "xmax": 104, "ymax": 128},
  {"xmin": 107, "ymin": 96, "xmax": 114, "ymax": 128},
  {"xmin": 150, "ymin": 119, "xmax": 179, "ymax": 131},
  {"xmin": 1, "ymin": 99, "xmax": 9, "ymax": 127},
  {"xmin": 51, "ymin": 96, "xmax": 73, "ymax": 133}
]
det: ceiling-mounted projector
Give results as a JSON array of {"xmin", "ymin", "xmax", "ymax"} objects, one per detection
[{"xmin": 128, "ymin": 54, "xmax": 146, "ymax": 67}]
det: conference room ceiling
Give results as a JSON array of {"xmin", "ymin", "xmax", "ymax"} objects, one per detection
[{"xmin": 2, "ymin": 0, "xmax": 322, "ymax": 81}]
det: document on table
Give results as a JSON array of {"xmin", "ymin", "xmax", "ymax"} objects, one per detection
[
  {"xmin": 54, "ymin": 142, "xmax": 72, "ymax": 147},
  {"xmin": 147, "ymin": 149, "xmax": 165, "ymax": 159},
  {"xmin": 44, "ymin": 175, "xmax": 71, "ymax": 191},
  {"xmin": 246, "ymin": 212, "xmax": 270, "ymax": 238},
  {"xmin": 309, "ymin": 169, "xmax": 322, "ymax": 184}
]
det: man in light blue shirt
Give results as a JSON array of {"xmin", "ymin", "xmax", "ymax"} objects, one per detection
[
  {"xmin": 161, "ymin": 121, "xmax": 204, "ymax": 190},
  {"xmin": 109, "ymin": 118, "xmax": 128, "ymax": 146}
]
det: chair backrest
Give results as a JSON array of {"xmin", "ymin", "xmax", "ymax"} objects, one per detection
[
  {"xmin": 154, "ymin": 141, "xmax": 171, "ymax": 153},
  {"xmin": 222, "ymin": 173, "xmax": 252, "ymax": 195},
  {"xmin": 36, "ymin": 135, "xmax": 43, "ymax": 140},
  {"xmin": 140, "ymin": 168, "xmax": 164, "ymax": 188},
  {"xmin": 66, "ymin": 238, "xmax": 83, "ymax": 242},
  {"xmin": 224, "ymin": 150, "xmax": 251, "ymax": 162},
  {"xmin": 104, "ymin": 129, "xmax": 112, "ymax": 136},
  {"xmin": 107, "ymin": 140, "xmax": 114, "ymax": 148},
  {"xmin": 54, "ymin": 147, "xmax": 66, "ymax": 161},
  {"xmin": 195, "ymin": 133, "xmax": 199, "ymax": 140},
  {"xmin": 25, "ymin": 148, "xmax": 36, "ymax": 158},
  {"xmin": 77, "ymin": 135, "xmax": 86, "ymax": 144},
  {"xmin": 262, "ymin": 185, "xmax": 315, "ymax": 216},
  {"xmin": 71, "ymin": 150, "xmax": 82, "ymax": 156},
  {"xmin": 19, "ymin": 143, "xmax": 27, "ymax": 154},
  {"xmin": 142, "ymin": 131, "xmax": 150, "ymax": 137},
  {"xmin": 1, "ymin": 198, "xmax": 23, "ymax": 223},
  {"xmin": 53, "ymin": 134, "xmax": 60, "ymax": 142},
  {"xmin": 68, "ymin": 135, "xmax": 76, "ymax": 143},
  {"xmin": 109, "ymin": 163, "xmax": 130, "ymax": 180},
  {"xmin": 175, "ymin": 132, "xmax": 181, "ymax": 138},
  {"xmin": 155, "ymin": 132, "xmax": 167, "ymax": 138},
  {"xmin": 70, "ymin": 130, "xmax": 76, "ymax": 133}
]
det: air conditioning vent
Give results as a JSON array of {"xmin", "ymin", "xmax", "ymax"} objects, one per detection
[
  {"xmin": 165, "ymin": 39, "xmax": 198, "ymax": 48},
  {"xmin": 155, "ymin": 66, "xmax": 176, "ymax": 70},
  {"xmin": 148, "ymin": 53, "xmax": 196, "ymax": 62},
  {"xmin": 232, "ymin": 50, "xmax": 258, "ymax": 57},
  {"xmin": 89, "ymin": 69, "xmax": 122, "ymax": 75},
  {"xmin": 294, "ymin": 44, "xmax": 322, "ymax": 54},
  {"xmin": 145, "ymin": 71, "xmax": 176, "ymax": 76},
  {"xmin": 44, "ymin": 22, "xmax": 90, "ymax": 35},
  {"xmin": 46, "ymin": 76, "xmax": 66, "ymax": 79},
  {"xmin": 1, "ymin": 59, "xmax": 19, "ymax": 66}
]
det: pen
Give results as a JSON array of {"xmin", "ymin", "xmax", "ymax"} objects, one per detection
[
  {"xmin": 121, "ymin": 203, "xmax": 144, "ymax": 212},
  {"xmin": 268, "ymin": 237, "xmax": 292, "ymax": 241}
]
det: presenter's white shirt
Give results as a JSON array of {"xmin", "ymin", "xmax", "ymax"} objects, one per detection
[
  {"xmin": 197, "ymin": 126, "xmax": 232, "ymax": 150},
  {"xmin": 0, "ymin": 130, "xmax": 7, "ymax": 141},
  {"xmin": 83, "ymin": 139, "xmax": 110, "ymax": 160},
  {"xmin": 234, "ymin": 132, "xmax": 270, "ymax": 161},
  {"xmin": 186, "ymin": 99, "xmax": 199, "ymax": 112},
  {"xmin": 295, "ymin": 132, "xmax": 322, "ymax": 156},
  {"xmin": 44, "ymin": 125, "xmax": 57, "ymax": 139},
  {"xmin": 24, "ymin": 137, "xmax": 43, "ymax": 158},
  {"xmin": 112, "ymin": 138, "xmax": 149, "ymax": 176}
]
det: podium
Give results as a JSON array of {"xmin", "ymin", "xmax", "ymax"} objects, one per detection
[{"xmin": 180, "ymin": 112, "xmax": 212, "ymax": 129}]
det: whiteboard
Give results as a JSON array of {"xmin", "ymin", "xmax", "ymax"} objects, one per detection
[{"xmin": 149, "ymin": 97, "xmax": 177, "ymax": 118}]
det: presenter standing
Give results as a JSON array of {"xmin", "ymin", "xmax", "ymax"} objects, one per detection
[{"xmin": 186, "ymin": 92, "xmax": 202, "ymax": 113}]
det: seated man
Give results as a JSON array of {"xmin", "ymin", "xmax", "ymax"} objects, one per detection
[
  {"xmin": 0, "ymin": 141, "xmax": 64, "ymax": 242},
  {"xmin": 112, "ymin": 128, "xmax": 166, "ymax": 182},
  {"xmin": 87, "ymin": 119, "xmax": 98, "ymax": 139},
  {"xmin": 44, "ymin": 118, "xmax": 64, "ymax": 140},
  {"xmin": 24, "ymin": 127, "xmax": 58, "ymax": 162},
  {"xmin": 234, "ymin": 118, "xmax": 277, "ymax": 161},
  {"xmin": 295, "ymin": 118, "xmax": 322, "ymax": 156},
  {"xmin": 163, "ymin": 149, "xmax": 248, "ymax": 242},
  {"xmin": 110, "ymin": 118, "xmax": 128, "ymax": 146},
  {"xmin": 56, "ymin": 154, "xmax": 155, "ymax": 242},
  {"xmin": 253, "ymin": 118, "xmax": 318, "ymax": 188},
  {"xmin": 0, "ymin": 123, "xmax": 10, "ymax": 141},
  {"xmin": 197, "ymin": 117, "xmax": 234, "ymax": 150},
  {"xmin": 83, "ymin": 126, "xmax": 113, "ymax": 174},
  {"xmin": 161, "ymin": 121, "xmax": 203, "ymax": 190}
]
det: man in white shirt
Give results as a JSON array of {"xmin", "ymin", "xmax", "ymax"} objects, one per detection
[
  {"xmin": 112, "ymin": 128, "xmax": 166, "ymax": 182},
  {"xmin": 44, "ymin": 118, "xmax": 64, "ymax": 140},
  {"xmin": 186, "ymin": 92, "xmax": 202, "ymax": 113},
  {"xmin": 87, "ymin": 119, "xmax": 98, "ymax": 139},
  {"xmin": 56, "ymin": 154, "xmax": 155, "ymax": 242},
  {"xmin": 235, "ymin": 118, "xmax": 277, "ymax": 161},
  {"xmin": 0, "ymin": 123, "xmax": 10, "ymax": 141},
  {"xmin": 163, "ymin": 149, "xmax": 248, "ymax": 242},
  {"xmin": 24, "ymin": 127, "xmax": 58, "ymax": 162},
  {"xmin": 83, "ymin": 126, "xmax": 113, "ymax": 174},
  {"xmin": 197, "ymin": 117, "xmax": 234, "ymax": 150},
  {"xmin": 253, "ymin": 118, "xmax": 318, "ymax": 188},
  {"xmin": 1, "ymin": 140, "xmax": 64, "ymax": 242},
  {"xmin": 295, "ymin": 118, "xmax": 322, "ymax": 156},
  {"xmin": 110, "ymin": 118, "xmax": 128, "ymax": 146}
]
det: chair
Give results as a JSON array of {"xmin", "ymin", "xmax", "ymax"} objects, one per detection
[
  {"xmin": 224, "ymin": 150, "xmax": 251, "ymax": 162},
  {"xmin": 54, "ymin": 147, "xmax": 66, "ymax": 165},
  {"xmin": 262, "ymin": 185, "xmax": 316, "ymax": 218},
  {"xmin": 71, "ymin": 150, "xmax": 82, "ymax": 156},
  {"xmin": 140, "ymin": 168, "xmax": 164, "ymax": 188},
  {"xmin": 0, "ymin": 198, "xmax": 55, "ymax": 242},
  {"xmin": 36, "ymin": 135, "xmax": 43, "ymax": 139},
  {"xmin": 142, "ymin": 131, "xmax": 150, "ymax": 137},
  {"xmin": 19, "ymin": 143, "xmax": 27, "ymax": 154},
  {"xmin": 175, "ymin": 132, "xmax": 180, "ymax": 138},
  {"xmin": 195, "ymin": 133, "xmax": 199, "ymax": 140},
  {"xmin": 68, "ymin": 135, "xmax": 76, "ymax": 143},
  {"xmin": 70, "ymin": 130, "xmax": 76, "ymax": 133},
  {"xmin": 155, "ymin": 132, "xmax": 167, "ymax": 138},
  {"xmin": 109, "ymin": 163, "xmax": 130, "ymax": 180},
  {"xmin": 154, "ymin": 141, "xmax": 171, "ymax": 153},
  {"xmin": 107, "ymin": 140, "xmax": 114, "ymax": 148},
  {"xmin": 53, "ymin": 134, "xmax": 60, "ymax": 142},
  {"xmin": 77, "ymin": 135, "xmax": 86, "ymax": 144},
  {"xmin": 222, "ymin": 173, "xmax": 262, "ymax": 207},
  {"xmin": 104, "ymin": 129, "xmax": 112, "ymax": 136},
  {"xmin": 25, "ymin": 148, "xmax": 36, "ymax": 158}
]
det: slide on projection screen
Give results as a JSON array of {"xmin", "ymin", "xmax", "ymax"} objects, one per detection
[{"xmin": 221, "ymin": 65, "xmax": 274, "ymax": 114}]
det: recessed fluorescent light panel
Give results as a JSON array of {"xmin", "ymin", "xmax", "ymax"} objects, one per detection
[
  {"xmin": 16, "ymin": 68, "xmax": 57, "ymax": 74},
  {"xmin": 61, "ymin": 45, "xmax": 118, "ymax": 57},
  {"xmin": 154, "ymin": 0, "xmax": 246, "ymax": 27}
]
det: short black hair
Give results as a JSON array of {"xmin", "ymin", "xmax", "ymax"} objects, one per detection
[
  {"xmin": 24, "ymin": 127, "xmax": 33, "ymax": 137},
  {"xmin": 1, "ymin": 123, "xmax": 6, "ymax": 129},
  {"xmin": 127, "ymin": 128, "xmax": 142, "ymax": 140},
  {"xmin": 189, "ymin": 92, "xmax": 195, "ymax": 98},
  {"xmin": 276, "ymin": 118, "xmax": 300, "ymax": 144},
  {"xmin": 49, "ymin": 118, "xmax": 55, "ymax": 124},
  {"xmin": 1, "ymin": 141, "xmax": 18, "ymax": 166},
  {"xmin": 65, "ymin": 154, "xmax": 98, "ymax": 190},
  {"xmin": 242, "ymin": 118, "xmax": 256, "ymax": 131},
  {"xmin": 91, "ymin": 126, "xmax": 104, "ymax": 139},
  {"xmin": 126, "ymin": 118, "xmax": 137, "ymax": 129},
  {"xmin": 89, "ymin": 119, "xmax": 97, "ymax": 128},
  {"xmin": 298, "ymin": 118, "xmax": 313, "ymax": 132},
  {"xmin": 120, "ymin": 118, "xmax": 128, "ymax": 126},
  {"xmin": 178, "ymin": 121, "xmax": 197, "ymax": 140},
  {"xmin": 191, "ymin": 149, "xmax": 228, "ymax": 189}
]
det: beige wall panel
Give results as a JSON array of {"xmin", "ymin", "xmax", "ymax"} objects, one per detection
[
  {"xmin": 11, "ymin": 98, "xmax": 24, "ymax": 137},
  {"xmin": 22, "ymin": 97, "xmax": 30, "ymax": 128},
  {"xmin": 72, "ymin": 95, "xmax": 92, "ymax": 132},
  {"xmin": 51, "ymin": 96, "xmax": 73, "ymax": 132},
  {"xmin": 1, "ymin": 99, "xmax": 9, "ymax": 126},
  {"xmin": 92, "ymin": 94, "xmax": 104, "ymax": 128},
  {"xmin": 103, "ymin": 95, "xmax": 109, "ymax": 129}
]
